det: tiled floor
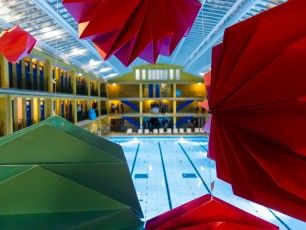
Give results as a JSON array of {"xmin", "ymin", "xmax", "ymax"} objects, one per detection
[{"xmin": 110, "ymin": 136, "xmax": 306, "ymax": 230}]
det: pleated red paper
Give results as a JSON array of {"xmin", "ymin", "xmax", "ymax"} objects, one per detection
[
  {"xmin": 0, "ymin": 25, "xmax": 36, "ymax": 64},
  {"xmin": 62, "ymin": 0, "xmax": 201, "ymax": 66},
  {"xmin": 206, "ymin": 0, "xmax": 306, "ymax": 221},
  {"xmin": 146, "ymin": 195, "xmax": 279, "ymax": 230}
]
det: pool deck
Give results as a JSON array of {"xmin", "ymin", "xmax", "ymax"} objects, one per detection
[{"xmin": 105, "ymin": 131, "xmax": 208, "ymax": 138}]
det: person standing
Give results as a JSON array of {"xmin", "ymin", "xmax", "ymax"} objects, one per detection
[
  {"xmin": 120, "ymin": 103, "xmax": 124, "ymax": 114},
  {"xmin": 195, "ymin": 104, "xmax": 199, "ymax": 113}
]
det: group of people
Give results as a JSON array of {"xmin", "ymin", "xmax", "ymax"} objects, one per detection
[
  {"xmin": 150, "ymin": 101, "xmax": 169, "ymax": 114},
  {"xmin": 110, "ymin": 103, "xmax": 124, "ymax": 114},
  {"xmin": 190, "ymin": 118, "xmax": 199, "ymax": 132},
  {"xmin": 145, "ymin": 118, "xmax": 170, "ymax": 130},
  {"xmin": 195, "ymin": 104, "xmax": 206, "ymax": 114}
]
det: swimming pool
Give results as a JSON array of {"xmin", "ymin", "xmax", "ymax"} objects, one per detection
[{"xmin": 109, "ymin": 136, "xmax": 305, "ymax": 230}]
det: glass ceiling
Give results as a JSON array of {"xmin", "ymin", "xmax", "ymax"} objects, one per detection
[{"xmin": 0, "ymin": 0, "xmax": 287, "ymax": 79}]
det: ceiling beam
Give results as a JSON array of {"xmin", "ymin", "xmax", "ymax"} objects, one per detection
[
  {"xmin": 169, "ymin": 0, "xmax": 207, "ymax": 64},
  {"xmin": 183, "ymin": 0, "xmax": 262, "ymax": 72},
  {"xmin": 31, "ymin": 0, "xmax": 131, "ymax": 74}
]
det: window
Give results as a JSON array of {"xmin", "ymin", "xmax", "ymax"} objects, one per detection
[
  {"xmin": 136, "ymin": 68, "xmax": 179, "ymax": 81},
  {"xmin": 142, "ymin": 69, "xmax": 146, "ymax": 80},
  {"xmin": 176, "ymin": 69, "xmax": 180, "ymax": 80},
  {"xmin": 169, "ymin": 69, "xmax": 174, "ymax": 80},
  {"xmin": 135, "ymin": 69, "xmax": 140, "ymax": 80}
]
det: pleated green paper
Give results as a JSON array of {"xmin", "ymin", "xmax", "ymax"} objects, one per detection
[{"xmin": 0, "ymin": 116, "xmax": 143, "ymax": 230}]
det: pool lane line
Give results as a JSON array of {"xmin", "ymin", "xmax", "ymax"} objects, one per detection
[
  {"xmin": 200, "ymin": 144, "xmax": 208, "ymax": 152},
  {"xmin": 130, "ymin": 143, "xmax": 140, "ymax": 176},
  {"xmin": 158, "ymin": 142, "xmax": 173, "ymax": 210},
  {"xmin": 268, "ymin": 209, "xmax": 291, "ymax": 230},
  {"xmin": 200, "ymin": 143, "xmax": 291, "ymax": 230},
  {"xmin": 178, "ymin": 142, "xmax": 211, "ymax": 195}
]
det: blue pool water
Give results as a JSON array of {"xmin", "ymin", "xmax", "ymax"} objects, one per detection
[{"xmin": 109, "ymin": 136, "xmax": 305, "ymax": 230}]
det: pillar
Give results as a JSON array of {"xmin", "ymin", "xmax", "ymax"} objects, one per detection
[
  {"xmin": 22, "ymin": 98, "xmax": 27, "ymax": 126},
  {"xmin": 71, "ymin": 69, "xmax": 76, "ymax": 95},
  {"xmin": 30, "ymin": 98, "xmax": 35, "ymax": 123},
  {"xmin": 87, "ymin": 76, "xmax": 91, "ymax": 96},
  {"xmin": 0, "ymin": 54, "xmax": 9, "ymax": 88},
  {"xmin": 55, "ymin": 67, "xmax": 60, "ymax": 93},
  {"xmin": 173, "ymin": 83, "xmax": 177, "ymax": 128},
  {"xmin": 97, "ymin": 82, "xmax": 101, "ymax": 97},
  {"xmin": 33, "ymin": 60, "xmax": 39, "ymax": 90},
  {"xmin": 45, "ymin": 60, "xmax": 53, "ymax": 93},
  {"xmin": 71, "ymin": 99, "xmax": 78, "ymax": 123},
  {"xmin": 13, "ymin": 98, "xmax": 18, "ymax": 128},
  {"xmin": 12, "ymin": 63, "xmax": 17, "ymax": 88},
  {"xmin": 45, "ymin": 99, "xmax": 55, "ymax": 117},
  {"xmin": 21, "ymin": 59, "xmax": 26, "ymax": 89},
  {"xmin": 29, "ymin": 58, "xmax": 33, "ymax": 90},
  {"xmin": 6, "ymin": 95, "xmax": 13, "ymax": 135},
  {"xmin": 139, "ymin": 84, "xmax": 143, "ymax": 129}
]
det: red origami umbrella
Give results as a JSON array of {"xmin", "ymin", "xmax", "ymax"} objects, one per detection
[
  {"xmin": 199, "ymin": 99, "xmax": 209, "ymax": 111},
  {"xmin": 202, "ymin": 114, "xmax": 211, "ymax": 134},
  {"xmin": 206, "ymin": 0, "xmax": 306, "ymax": 221},
  {"xmin": 0, "ymin": 25, "xmax": 36, "ymax": 64},
  {"xmin": 62, "ymin": 0, "xmax": 201, "ymax": 66},
  {"xmin": 146, "ymin": 194, "xmax": 279, "ymax": 230}
]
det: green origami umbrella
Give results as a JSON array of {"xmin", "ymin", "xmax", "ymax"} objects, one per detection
[{"xmin": 0, "ymin": 116, "xmax": 143, "ymax": 230}]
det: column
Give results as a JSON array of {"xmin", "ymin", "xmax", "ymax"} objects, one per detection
[
  {"xmin": 173, "ymin": 83, "xmax": 177, "ymax": 128},
  {"xmin": 37, "ymin": 98, "xmax": 42, "ymax": 122},
  {"xmin": 12, "ymin": 63, "xmax": 17, "ymax": 88},
  {"xmin": 0, "ymin": 54, "xmax": 9, "ymax": 88},
  {"xmin": 13, "ymin": 98, "xmax": 18, "ymax": 129},
  {"xmin": 33, "ymin": 61, "xmax": 39, "ymax": 90},
  {"xmin": 55, "ymin": 67, "xmax": 60, "ymax": 93},
  {"xmin": 97, "ymin": 122, "xmax": 102, "ymax": 136},
  {"xmin": 70, "ymin": 69, "xmax": 76, "ymax": 95},
  {"xmin": 21, "ymin": 59, "xmax": 26, "ymax": 89},
  {"xmin": 97, "ymin": 82, "xmax": 101, "ymax": 97},
  {"xmin": 30, "ymin": 98, "xmax": 35, "ymax": 123},
  {"xmin": 87, "ymin": 99, "xmax": 91, "ymax": 115},
  {"xmin": 97, "ymin": 82, "xmax": 101, "ymax": 116},
  {"xmin": 22, "ymin": 98, "xmax": 27, "ymax": 126},
  {"xmin": 37, "ymin": 63, "xmax": 41, "ymax": 90},
  {"xmin": 45, "ymin": 60, "xmax": 53, "ymax": 93},
  {"xmin": 71, "ymin": 99, "xmax": 77, "ymax": 123},
  {"xmin": 87, "ymin": 76, "xmax": 91, "ymax": 96},
  {"xmin": 29, "ymin": 58, "xmax": 33, "ymax": 90},
  {"xmin": 6, "ymin": 95, "xmax": 13, "ymax": 135},
  {"xmin": 97, "ymin": 100, "xmax": 101, "ymax": 117},
  {"xmin": 45, "ymin": 60, "xmax": 55, "ymax": 118},
  {"xmin": 139, "ymin": 84, "xmax": 143, "ymax": 129},
  {"xmin": 45, "ymin": 99, "xmax": 55, "ymax": 117}
]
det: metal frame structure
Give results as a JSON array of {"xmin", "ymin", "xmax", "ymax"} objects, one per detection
[{"xmin": 0, "ymin": 0, "xmax": 287, "ymax": 79}]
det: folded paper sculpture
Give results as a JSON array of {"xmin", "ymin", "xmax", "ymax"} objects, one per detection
[
  {"xmin": 62, "ymin": 0, "xmax": 201, "ymax": 66},
  {"xmin": 206, "ymin": 0, "xmax": 306, "ymax": 221},
  {"xmin": 0, "ymin": 25, "xmax": 36, "ymax": 63},
  {"xmin": 146, "ymin": 194, "xmax": 279, "ymax": 230},
  {"xmin": 199, "ymin": 99, "xmax": 209, "ymax": 111},
  {"xmin": 202, "ymin": 114, "xmax": 211, "ymax": 134},
  {"xmin": 0, "ymin": 116, "xmax": 143, "ymax": 229}
]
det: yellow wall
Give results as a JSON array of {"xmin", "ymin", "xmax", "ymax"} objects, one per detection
[
  {"xmin": 176, "ymin": 83, "xmax": 206, "ymax": 97},
  {"xmin": 108, "ymin": 84, "xmax": 139, "ymax": 98},
  {"xmin": 17, "ymin": 98, "xmax": 23, "ymax": 121},
  {"xmin": 33, "ymin": 98, "xmax": 38, "ymax": 121}
]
